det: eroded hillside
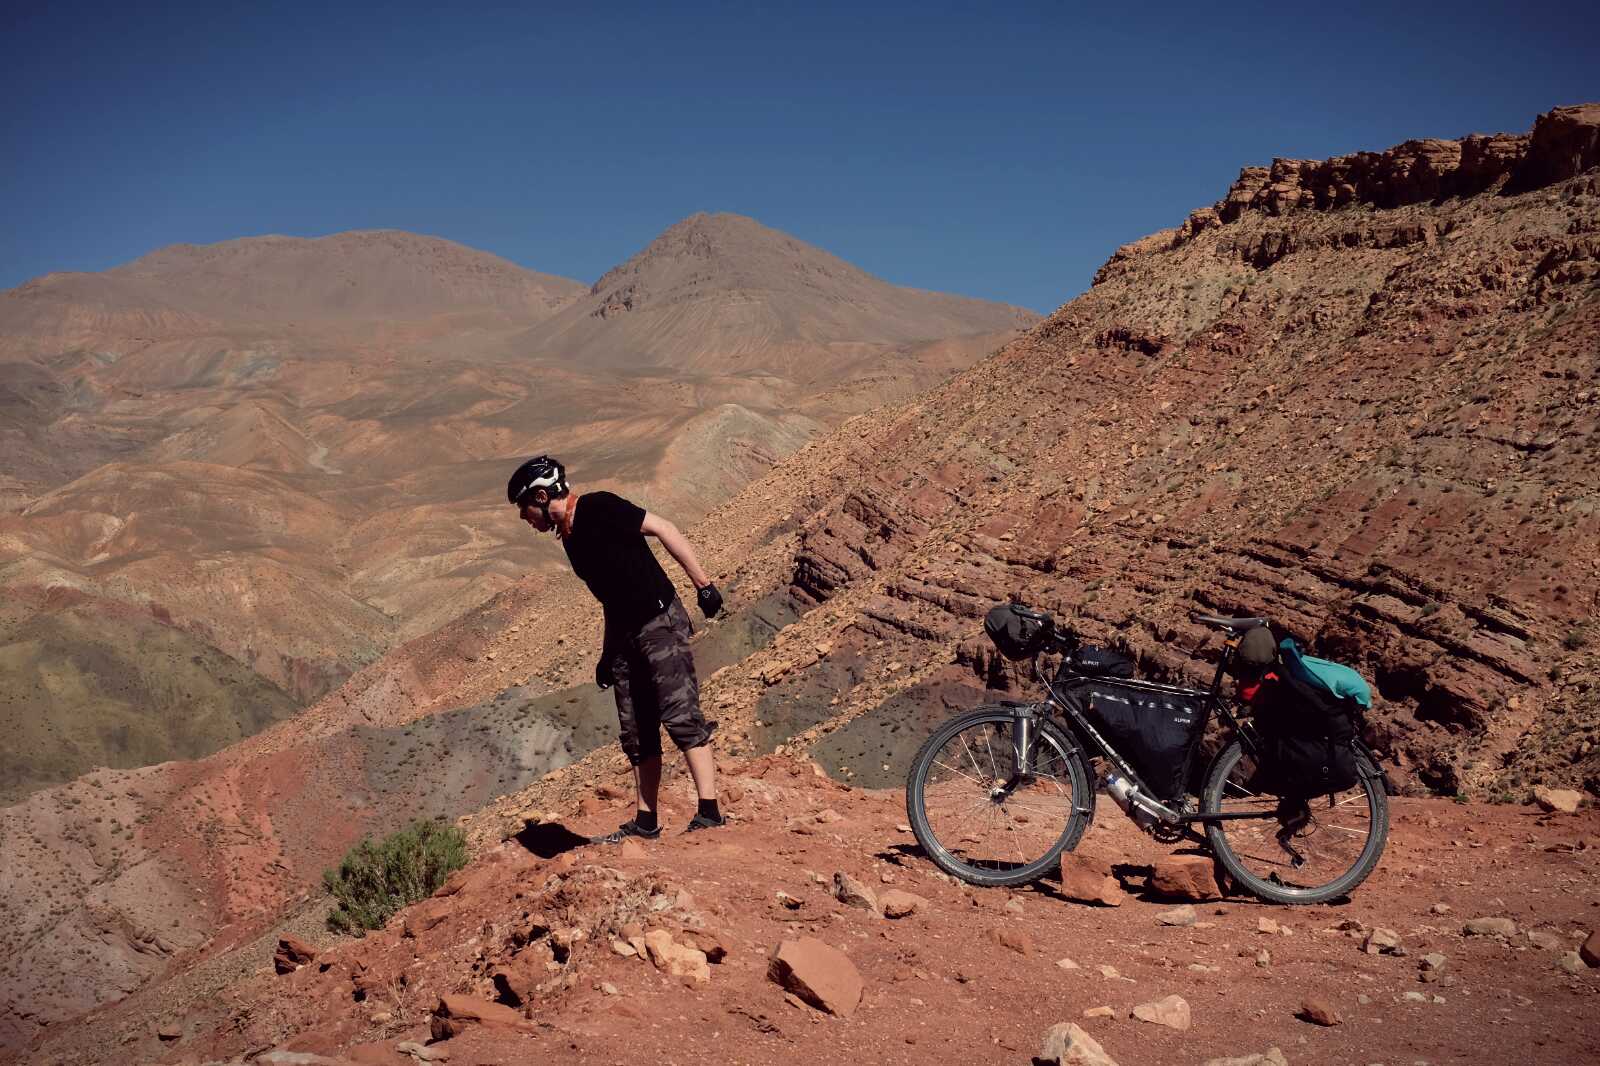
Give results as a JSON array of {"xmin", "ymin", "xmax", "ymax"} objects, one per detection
[
  {"xmin": 3, "ymin": 104, "xmax": 1597, "ymax": 1063},
  {"xmin": 0, "ymin": 219, "xmax": 1030, "ymax": 801}
]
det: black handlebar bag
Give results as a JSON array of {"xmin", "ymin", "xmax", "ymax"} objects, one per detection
[{"xmin": 983, "ymin": 603, "xmax": 1051, "ymax": 660}]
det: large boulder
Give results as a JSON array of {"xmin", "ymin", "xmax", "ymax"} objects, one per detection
[
  {"xmin": 1058, "ymin": 853, "xmax": 1124, "ymax": 906},
  {"xmin": 768, "ymin": 938, "xmax": 864, "ymax": 1017},
  {"xmin": 1532, "ymin": 786, "xmax": 1583, "ymax": 814},
  {"xmin": 429, "ymin": 994, "xmax": 526, "ymax": 1040},
  {"xmin": 1149, "ymin": 855, "xmax": 1223, "ymax": 901}
]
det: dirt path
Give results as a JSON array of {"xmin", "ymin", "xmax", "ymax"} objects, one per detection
[{"xmin": 59, "ymin": 756, "xmax": 1599, "ymax": 1066}]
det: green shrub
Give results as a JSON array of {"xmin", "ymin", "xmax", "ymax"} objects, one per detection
[{"xmin": 323, "ymin": 818, "xmax": 468, "ymax": 935}]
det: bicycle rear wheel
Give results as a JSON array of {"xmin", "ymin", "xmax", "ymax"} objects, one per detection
[
  {"xmin": 906, "ymin": 706, "xmax": 1094, "ymax": 887},
  {"xmin": 1201, "ymin": 739, "xmax": 1388, "ymax": 905}
]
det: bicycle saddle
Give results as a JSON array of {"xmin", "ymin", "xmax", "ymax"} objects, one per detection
[{"xmin": 1193, "ymin": 613, "xmax": 1270, "ymax": 631}]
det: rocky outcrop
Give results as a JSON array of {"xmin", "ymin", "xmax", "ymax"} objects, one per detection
[{"xmin": 1122, "ymin": 104, "xmax": 1600, "ymax": 275}]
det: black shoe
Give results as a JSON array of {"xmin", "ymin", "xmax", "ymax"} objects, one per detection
[
  {"xmin": 591, "ymin": 818, "xmax": 662, "ymax": 845},
  {"xmin": 684, "ymin": 812, "xmax": 726, "ymax": 833}
]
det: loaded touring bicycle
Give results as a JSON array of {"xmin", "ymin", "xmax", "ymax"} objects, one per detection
[{"xmin": 906, "ymin": 605, "xmax": 1391, "ymax": 904}]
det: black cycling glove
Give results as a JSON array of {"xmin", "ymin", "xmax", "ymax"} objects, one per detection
[
  {"xmin": 696, "ymin": 583, "xmax": 724, "ymax": 619},
  {"xmin": 595, "ymin": 656, "xmax": 615, "ymax": 690}
]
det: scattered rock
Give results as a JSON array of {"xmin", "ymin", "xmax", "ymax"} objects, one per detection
[
  {"xmin": 642, "ymin": 929, "xmax": 711, "ymax": 984},
  {"xmin": 1156, "ymin": 904, "xmax": 1198, "ymax": 927},
  {"xmin": 1558, "ymin": 951, "xmax": 1587, "ymax": 974},
  {"xmin": 397, "ymin": 1042, "xmax": 450, "ymax": 1063},
  {"xmin": 768, "ymin": 938, "xmax": 864, "ymax": 1018},
  {"xmin": 1257, "ymin": 917, "xmax": 1280, "ymax": 935},
  {"xmin": 489, "ymin": 959, "xmax": 539, "ymax": 1007},
  {"xmin": 832, "ymin": 871, "xmax": 881, "ymax": 915},
  {"xmin": 1526, "ymin": 930, "xmax": 1563, "ymax": 951},
  {"xmin": 1581, "ymin": 930, "xmax": 1600, "ymax": 967},
  {"xmin": 993, "ymin": 928, "xmax": 1033, "ymax": 956},
  {"xmin": 1082, "ymin": 1006, "xmax": 1115, "ymax": 1018},
  {"xmin": 879, "ymin": 889, "xmax": 928, "ymax": 918},
  {"xmin": 678, "ymin": 928, "xmax": 728, "ymax": 964},
  {"xmin": 1056, "ymin": 957, "xmax": 1081, "ymax": 970},
  {"xmin": 1096, "ymin": 964, "xmax": 1123, "ymax": 980},
  {"xmin": 273, "ymin": 935, "xmax": 317, "ymax": 975},
  {"xmin": 1149, "ymin": 855, "xmax": 1223, "ymax": 901},
  {"xmin": 1058, "ymin": 853, "xmax": 1124, "ymax": 906},
  {"xmin": 611, "ymin": 939, "xmax": 637, "ymax": 957},
  {"xmin": 1004, "ymin": 897, "xmax": 1025, "ymax": 915},
  {"xmin": 1430, "ymin": 902, "xmax": 1452, "ymax": 916},
  {"xmin": 1299, "ymin": 996, "xmax": 1341, "ymax": 1026},
  {"xmin": 1039, "ymin": 1021, "xmax": 1121, "ymax": 1066},
  {"xmin": 1419, "ymin": 953, "xmax": 1448, "ymax": 983},
  {"xmin": 600, "ymin": 982, "xmax": 619, "ymax": 996},
  {"xmin": 1532, "ymin": 786, "xmax": 1582, "ymax": 814},
  {"xmin": 1202, "ymin": 1050, "xmax": 1289, "ymax": 1066},
  {"xmin": 155, "ymin": 1021, "xmax": 182, "ymax": 1041},
  {"xmin": 619, "ymin": 838, "xmax": 647, "ymax": 861},
  {"xmin": 1403, "ymin": 991, "xmax": 1429, "ymax": 1003},
  {"xmin": 1363, "ymin": 928, "xmax": 1402, "ymax": 955},
  {"xmin": 1131, "ymin": 994, "xmax": 1191, "ymax": 1030},
  {"xmin": 1463, "ymin": 917, "xmax": 1517, "ymax": 938},
  {"xmin": 402, "ymin": 898, "xmax": 453, "ymax": 939},
  {"xmin": 429, "ymin": 995, "xmax": 526, "ymax": 1040}
]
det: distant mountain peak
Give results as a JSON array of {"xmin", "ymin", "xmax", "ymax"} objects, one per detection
[{"xmin": 527, "ymin": 213, "xmax": 1036, "ymax": 372}]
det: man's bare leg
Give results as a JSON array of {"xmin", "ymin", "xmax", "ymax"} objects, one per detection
[
  {"xmin": 684, "ymin": 744, "xmax": 717, "ymax": 801},
  {"xmin": 634, "ymin": 755, "xmax": 663, "ymax": 815}
]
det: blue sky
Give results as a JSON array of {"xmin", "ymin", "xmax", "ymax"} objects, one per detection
[{"xmin": 2, "ymin": 1, "xmax": 1595, "ymax": 312}]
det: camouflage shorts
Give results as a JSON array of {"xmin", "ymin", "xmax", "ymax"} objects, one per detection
[{"xmin": 606, "ymin": 598, "xmax": 715, "ymax": 765}]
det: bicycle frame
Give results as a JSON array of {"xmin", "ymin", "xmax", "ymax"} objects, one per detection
[{"xmin": 1014, "ymin": 634, "xmax": 1279, "ymax": 826}]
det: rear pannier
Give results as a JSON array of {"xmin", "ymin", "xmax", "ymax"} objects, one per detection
[
  {"xmin": 983, "ymin": 603, "xmax": 1053, "ymax": 661},
  {"xmin": 1245, "ymin": 638, "xmax": 1369, "ymax": 798}
]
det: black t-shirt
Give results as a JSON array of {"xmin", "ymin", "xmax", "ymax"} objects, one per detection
[{"xmin": 561, "ymin": 491, "xmax": 678, "ymax": 630}]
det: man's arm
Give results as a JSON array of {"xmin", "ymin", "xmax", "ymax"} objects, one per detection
[{"xmin": 640, "ymin": 511, "xmax": 711, "ymax": 588}]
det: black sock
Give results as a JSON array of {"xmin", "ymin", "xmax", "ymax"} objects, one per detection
[
  {"xmin": 697, "ymin": 798, "xmax": 721, "ymax": 822},
  {"xmin": 634, "ymin": 808, "xmax": 657, "ymax": 832}
]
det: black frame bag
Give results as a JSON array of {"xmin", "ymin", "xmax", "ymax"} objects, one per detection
[{"xmin": 1058, "ymin": 680, "xmax": 1205, "ymax": 801}]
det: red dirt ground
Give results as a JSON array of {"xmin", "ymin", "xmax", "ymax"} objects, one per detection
[{"xmin": 70, "ymin": 755, "xmax": 1600, "ymax": 1066}]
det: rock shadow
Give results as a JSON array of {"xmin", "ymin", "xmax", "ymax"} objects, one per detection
[{"xmin": 512, "ymin": 821, "xmax": 590, "ymax": 859}]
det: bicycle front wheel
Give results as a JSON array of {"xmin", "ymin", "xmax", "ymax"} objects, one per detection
[
  {"xmin": 906, "ymin": 706, "xmax": 1094, "ymax": 887},
  {"xmin": 1202, "ymin": 739, "xmax": 1389, "ymax": 905}
]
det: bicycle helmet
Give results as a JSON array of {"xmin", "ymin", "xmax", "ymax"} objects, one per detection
[{"xmin": 507, "ymin": 455, "xmax": 570, "ymax": 522}]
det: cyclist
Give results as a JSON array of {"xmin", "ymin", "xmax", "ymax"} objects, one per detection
[{"xmin": 507, "ymin": 455, "xmax": 726, "ymax": 841}]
